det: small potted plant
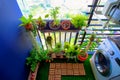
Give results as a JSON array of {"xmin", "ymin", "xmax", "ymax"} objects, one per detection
[
  {"xmin": 53, "ymin": 42, "xmax": 63, "ymax": 58},
  {"xmin": 19, "ymin": 15, "xmax": 34, "ymax": 31},
  {"xmin": 26, "ymin": 47, "xmax": 40, "ymax": 80},
  {"xmin": 46, "ymin": 35, "xmax": 53, "ymax": 50},
  {"xmin": 49, "ymin": 7, "xmax": 60, "ymax": 30},
  {"xmin": 36, "ymin": 16, "xmax": 46, "ymax": 30},
  {"xmin": 77, "ymin": 33, "xmax": 97, "ymax": 62},
  {"xmin": 61, "ymin": 20, "xmax": 71, "ymax": 30},
  {"xmin": 71, "ymin": 14, "xmax": 87, "ymax": 29}
]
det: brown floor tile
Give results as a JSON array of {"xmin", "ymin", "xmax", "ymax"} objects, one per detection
[
  {"xmin": 49, "ymin": 69, "xmax": 55, "ymax": 75},
  {"xmin": 61, "ymin": 69, "xmax": 67, "ymax": 75},
  {"xmin": 48, "ymin": 75, "xmax": 54, "ymax": 80},
  {"xmin": 78, "ymin": 64, "xmax": 84, "ymax": 69},
  {"xmin": 55, "ymin": 69, "xmax": 61, "ymax": 75},
  {"xmin": 54, "ymin": 77, "xmax": 61, "ymax": 80},
  {"xmin": 67, "ymin": 63, "xmax": 72, "ymax": 69},
  {"xmin": 73, "ymin": 63, "xmax": 79, "ymax": 68},
  {"xmin": 73, "ymin": 69, "xmax": 79, "ymax": 75},
  {"xmin": 54, "ymin": 75, "xmax": 61, "ymax": 78},
  {"xmin": 50, "ymin": 63, "xmax": 55, "ymax": 69},
  {"xmin": 56, "ymin": 63, "xmax": 61, "ymax": 69},
  {"xmin": 66, "ymin": 69, "xmax": 73, "ymax": 75},
  {"xmin": 79, "ymin": 69, "xmax": 86, "ymax": 75},
  {"xmin": 61, "ymin": 63, "xmax": 67, "ymax": 69}
]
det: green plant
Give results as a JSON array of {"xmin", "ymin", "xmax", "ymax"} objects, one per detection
[
  {"xmin": 19, "ymin": 15, "xmax": 33, "ymax": 27},
  {"xmin": 46, "ymin": 35, "xmax": 53, "ymax": 49},
  {"xmin": 19, "ymin": 15, "xmax": 37, "ymax": 36},
  {"xmin": 49, "ymin": 7, "xmax": 60, "ymax": 27},
  {"xmin": 64, "ymin": 42, "xmax": 70, "ymax": 50},
  {"xmin": 79, "ymin": 33, "xmax": 97, "ymax": 57},
  {"xmin": 26, "ymin": 47, "xmax": 40, "ymax": 72},
  {"xmin": 36, "ymin": 16, "xmax": 46, "ymax": 29},
  {"xmin": 53, "ymin": 42, "xmax": 62, "ymax": 53},
  {"xmin": 71, "ymin": 14, "xmax": 87, "ymax": 29}
]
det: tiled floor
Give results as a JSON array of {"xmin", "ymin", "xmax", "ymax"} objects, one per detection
[{"xmin": 49, "ymin": 63, "xmax": 86, "ymax": 80}]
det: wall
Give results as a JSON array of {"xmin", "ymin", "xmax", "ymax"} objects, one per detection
[{"xmin": 0, "ymin": 0, "xmax": 32, "ymax": 80}]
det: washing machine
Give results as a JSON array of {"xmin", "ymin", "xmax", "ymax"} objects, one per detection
[{"xmin": 90, "ymin": 36, "xmax": 120, "ymax": 80}]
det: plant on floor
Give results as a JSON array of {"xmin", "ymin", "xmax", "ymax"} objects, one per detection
[
  {"xmin": 46, "ymin": 35, "xmax": 53, "ymax": 50},
  {"xmin": 64, "ymin": 42, "xmax": 70, "ymax": 50},
  {"xmin": 53, "ymin": 42, "xmax": 63, "ymax": 57},
  {"xmin": 65, "ymin": 44, "xmax": 79, "ymax": 62},
  {"xmin": 49, "ymin": 7, "xmax": 60, "ymax": 30},
  {"xmin": 26, "ymin": 47, "xmax": 41, "ymax": 72},
  {"xmin": 19, "ymin": 15, "xmax": 37, "ymax": 36},
  {"xmin": 71, "ymin": 14, "xmax": 87, "ymax": 29},
  {"xmin": 78, "ymin": 33, "xmax": 97, "ymax": 62}
]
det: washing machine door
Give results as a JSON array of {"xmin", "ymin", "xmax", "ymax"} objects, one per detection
[{"xmin": 95, "ymin": 50, "xmax": 111, "ymax": 77}]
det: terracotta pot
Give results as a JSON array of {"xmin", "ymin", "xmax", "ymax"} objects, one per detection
[
  {"xmin": 61, "ymin": 20, "xmax": 70, "ymax": 30},
  {"xmin": 49, "ymin": 20, "xmax": 60, "ymax": 30},
  {"xmin": 77, "ymin": 53, "xmax": 88, "ymax": 62},
  {"xmin": 25, "ymin": 23, "xmax": 33, "ymax": 30}
]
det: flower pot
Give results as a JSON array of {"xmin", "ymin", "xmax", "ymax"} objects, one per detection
[
  {"xmin": 25, "ymin": 23, "xmax": 33, "ymax": 30},
  {"xmin": 36, "ymin": 20, "xmax": 46, "ymax": 30},
  {"xmin": 49, "ymin": 20, "xmax": 60, "ymax": 30},
  {"xmin": 77, "ymin": 53, "xmax": 88, "ymax": 62},
  {"xmin": 61, "ymin": 20, "xmax": 71, "ymax": 30}
]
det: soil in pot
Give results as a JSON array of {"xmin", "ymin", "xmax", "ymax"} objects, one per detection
[
  {"xmin": 61, "ymin": 20, "xmax": 71, "ymax": 30},
  {"xmin": 49, "ymin": 20, "xmax": 60, "ymax": 30}
]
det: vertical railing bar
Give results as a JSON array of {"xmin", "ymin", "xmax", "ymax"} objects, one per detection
[
  {"xmin": 69, "ymin": 32, "xmax": 72, "ymax": 44},
  {"xmin": 64, "ymin": 32, "xmax": 66, "ymax": 42},
  {"xmin": 37, "ymin": 30, "xmax": 44, "ymax": 49},
  {"xmin": 74, "ymin": 31, "xmax": 79, "ymax": 45},
  {"xmin": 43, "ymin": 32, "xmax": 48, "ymax": 50},
  {"xmin": 59, "ymin": 31, "xmax": 61, "ymax": 43},
  {"xmin": 54, "ymin": 32, "xmax": 56, "ymax": 45}
]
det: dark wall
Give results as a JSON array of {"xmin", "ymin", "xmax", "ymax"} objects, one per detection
[{"xmin": 0, "ymin": 0, "xmax": 32, "ymax": 80}]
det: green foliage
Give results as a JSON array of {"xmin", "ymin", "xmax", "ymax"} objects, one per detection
[
  {"xmin": 26, "ymin": 48, "xmax": 40, "ymax": 72},
  {"xmin": 50, "ymin": 7, "xmax": 60, "ymax": 26},
  {"xmin": 71, "ymin": 14, "xmax": 87, "ymax": 28},
  {"xmin": 37, "ymin": 16, "xmax": 46, "ymax": 27},
  {"xmin": 46, "ymin": 35, "xmax": 53, "ymax": 49},
  {"xmin": 64, "ymin": 42, "xmax": 70, "ymax": 50},
  {"xmin": 65, "ymin": 45, "xmax": 79, "ymax": 57},
  {"xmin": 26, "ymin": 47, "xmax": 49, "ymax": 72},
  {"xmin": 19, "ymin": 15, "xmax": 33, "ymax": 27},
  {"xmin": 53, "ymin": 42, "xmax": 62, "ymax": 53}
]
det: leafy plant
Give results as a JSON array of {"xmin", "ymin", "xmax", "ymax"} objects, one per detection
[
  {"xmin": 71, "ymin": 14, "xmax": 87, "ymax": 29},
  {"xmin": 53, "ymin": 42, "xmax": 62, "ymax": 53},
  {"xmin": 46, "ymin": 35, "xmax": 53, "ymax": 49},
  {"xmin": 26, "ymin": 47, "xmax": 50, "ymax": 72},
  {"xmin": 26, "ymin": 47, "xmax": 40, "ymax": 72},
  {"xmin": 64, "ymin": 42, "xmax": 70, "ymax": 50},
  {"xmin": 36, "ymin": 16, "xmax": 46, "ymax": 29},
  {"xmin": 19, "ymin": 15, "xmax": 37, "ymax": 36},
  {"xmin": 19, "ymin": 15, "xmax": 33, "ymax": 27},
  {"xmin": 49, "ymin": 7, "xmax": 60, "ymax": 27}
]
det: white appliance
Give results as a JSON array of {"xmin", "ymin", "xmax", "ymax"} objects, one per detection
[
  {"xmin": 102, "ymin": 0, "xmax": 120, "ymax": 24},
  {"xmin": 90, "ymin": 37, "xmax": 120, "ymax": 80}
]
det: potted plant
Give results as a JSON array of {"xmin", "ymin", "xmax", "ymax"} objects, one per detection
[
  {"xmin": 49, "ymin": 7, "xmax": 60, "ymax": 30},
  {"xmin": 71, "ymin": 14, "xmax": 87, "ymax": 29},
  {"xmin": 77, "ymin": 33, "xmax": 97, "ymax": 62},
  {"xmin": 19, "ymin": 15, "xmax": 37, "ymax": 36},
  {"xmin": 46, "ymin": 35, "xmax": 53, "ymax": 50},
  {"xmin": 19, "ymin": 15, "xmax": 33, "ymax": 31},
  {"xmin": 53, "ymin": 42, "xmax": 63, "ymax": 58},
  {"xmin": 61, "ymin": 20, "xmax": 71, "ymax": 30},
  {"xmin": 26, "ymin": 47, "xmax": 40, "ymax": 80},
  {"xmin": 36, "ymin": 16, "xmax": 46, "ymax": 30},
  {"xmin": 64, "ymin": 44, "xmax": 79, "ymax": 62}
]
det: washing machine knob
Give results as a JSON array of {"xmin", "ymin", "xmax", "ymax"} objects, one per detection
[{"xmin": 109, "ymin": 50, "xmax": 114, "ymax": 56}]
